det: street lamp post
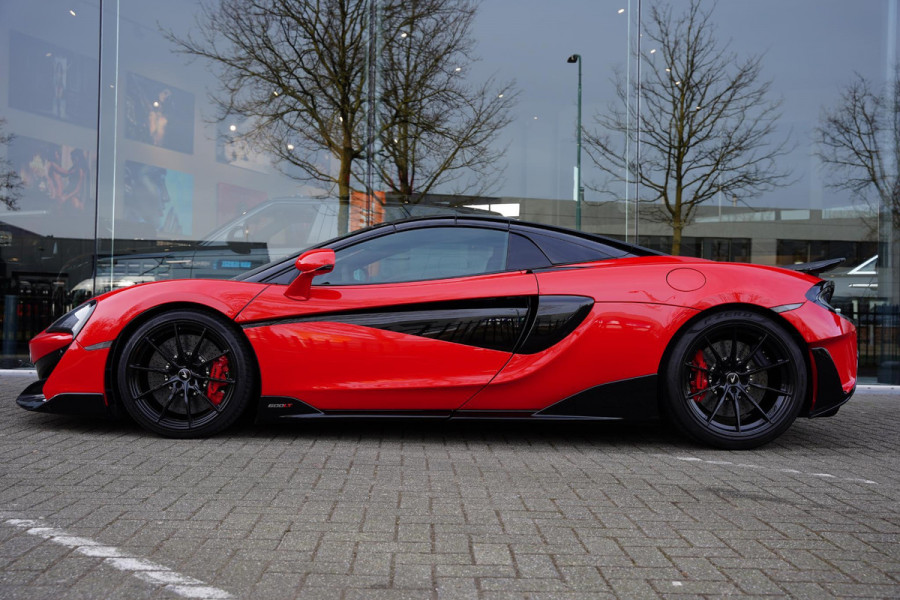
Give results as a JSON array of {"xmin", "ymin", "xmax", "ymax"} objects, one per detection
[{"xmin": 567, "ymin": 54, "xmax": 583, "ymax": 230}]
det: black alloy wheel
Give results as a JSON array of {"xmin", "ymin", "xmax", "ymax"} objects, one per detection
[
  {"xmin": 116, "ymin": 309, "xmax": 255, "ymax": 438},
  {"xmin": 663, "ymin": 310, "xmax": 807, "ymax": 449}
]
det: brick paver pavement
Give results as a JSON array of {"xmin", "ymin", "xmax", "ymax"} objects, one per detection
[{"xmin": 0, "ymin": 373, "xmax": 897, "ymax": 599}]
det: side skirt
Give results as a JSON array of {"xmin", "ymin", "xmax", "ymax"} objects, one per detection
[
  {"xmin": 255, "ymin": 397, "xmax": 455, "ymax": 423},
  {"xmin": 256, "ymin": 375, "xmax": 661, "ymax": 423},
  {"xmin": 534, "ymin": 375, "xmax": 660, "ymax": 420}
]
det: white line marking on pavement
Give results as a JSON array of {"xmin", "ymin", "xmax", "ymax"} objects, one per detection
[
  {"xmin": 2, "ymin": 517, "xmax": 232, "ymax": 599},
  {"xmin": 667, "ymin": 456, "xmax": 878, "ymax": 485}
]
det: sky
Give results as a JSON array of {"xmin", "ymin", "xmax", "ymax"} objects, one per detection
[
  {"xmin": 466, "ymin": 0, "xmax": 896, "ymax": 209},
  {"xmin": 2, "ymin": 0, "xmax": 897, "ymax": 226}
]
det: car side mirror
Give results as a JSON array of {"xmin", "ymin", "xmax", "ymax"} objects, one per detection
[{"xmin": 285, "ymin": 248, "xmax": 335, "ymax": 299}]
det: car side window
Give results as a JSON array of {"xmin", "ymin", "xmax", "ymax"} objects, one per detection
[
  {"xmin": 507, "ymin": 233, "xmax": 552, "ymax": 270},
  {"xmin": 316, "ymin": 227, "xmax": 509, "ymax": 285},
  {"xmin": 525, "ymin": 231, "xmax": 626, "ymax": 264}
]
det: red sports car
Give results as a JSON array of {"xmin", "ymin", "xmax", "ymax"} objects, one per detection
[{"xmin": 18, "ymin": 216, "xmax": 857, "ymax": 449}]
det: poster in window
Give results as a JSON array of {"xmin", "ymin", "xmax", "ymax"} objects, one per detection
[
  {"xmin": 8, "ymin": 31, "xmax": 98, "ymax": 129},
  {"xmin": 123, "ymin": 160, "xmax": 193, "ymax": 237},
  {"xmin": 124, "ymin": 73, "xmax": 194, "ymax": 154},
  {"xmin": 10, "ymin": 135, "xmax": 95, "ymax": 219}
]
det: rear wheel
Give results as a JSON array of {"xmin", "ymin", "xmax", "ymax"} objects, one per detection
[
  {"xmin": 663, "ymin": 310, "xmax": 807, "ymax": 449},
  {"xmin": 116, "ymin": 309, "xmax": 255, "ymax": 438}
]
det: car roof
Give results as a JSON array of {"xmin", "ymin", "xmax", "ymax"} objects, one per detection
[
  {"xmin": 367, "ymin": 214, "xmax": 663, "ymax": 254},
  {"xmin": 235, "ymin": 215, "xmax": 664, "ymax": 283}
]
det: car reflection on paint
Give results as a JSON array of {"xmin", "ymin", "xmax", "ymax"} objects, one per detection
[
  {"xmin": 68, "ymin": 199, "xmax": 501, "ymax": 306},
  {"xmin": 823, "ymin": 255, "xmax": 879, "ymax": 301},
  {"xmin": 69, "ymin": 198, "xmax": 340, "ymax": 305}
]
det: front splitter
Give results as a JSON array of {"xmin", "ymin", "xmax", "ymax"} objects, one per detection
[{"xmin": 16, "ymin": 379, "xmax": 110, "ymax": 417}]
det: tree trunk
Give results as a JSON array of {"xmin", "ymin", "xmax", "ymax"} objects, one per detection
[
  {"xmin": 671, "ymin": 220, "xmax": 683, "ymax": 256},
  {"xmin": 671, "ymin": 185, "xmax": 684, "ymax": 256},
  {"xmin": 337, "ymin": 147, "xmax": 353, "ymax": 236}
]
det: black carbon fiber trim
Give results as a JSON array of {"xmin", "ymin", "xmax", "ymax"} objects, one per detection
[
  {"xmin": 806, "ymin": 347, "xmax": 855, "ymax": 417},
  {"xmin": 16, "ymin": 380, "xmax": 110, "ymax": 417},
  {"xmin": 243, "ymin": 297, "xmax": 530, "ymax": 352},
  {"xmin": 516, "ymin": 296, "xmax": 594, "ymax": 354},
  {"xmin": 35, "ymin": 348, "xmax": 67, "ymax": 380},
  {"xmin": 537, "ymin": 375, "xmax": 659, "ymax": 419},
  {"xmin": 254, "ymin": 396, "xmax": 322, "ymax": 423}
]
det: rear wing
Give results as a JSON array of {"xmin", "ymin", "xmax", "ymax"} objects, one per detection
[{"xmin": 784, "ymin": 257, "xmax": 845, "ymax": 277}]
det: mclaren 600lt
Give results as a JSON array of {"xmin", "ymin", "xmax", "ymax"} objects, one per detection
[{"xmin": 18, "ymin": 216, "xmax": 857, "ymax": 449}]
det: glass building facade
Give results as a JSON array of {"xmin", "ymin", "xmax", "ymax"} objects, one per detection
[{"xmin": 0, "ymin": 0, "xmax": 897, "ymax": 383}]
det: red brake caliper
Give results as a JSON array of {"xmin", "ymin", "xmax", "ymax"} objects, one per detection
[
  {"xmin": 206, "ymin": 356, "xmax": 229, "ymax": 405},
  {"xmin": 690, "ymin": 350, "xmax": 709, "ymax": 402}
]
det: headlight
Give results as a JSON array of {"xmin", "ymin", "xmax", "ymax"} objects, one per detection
[{"xmin": 46, "ymin": 301, "xmax": 96, "ymax": 337}]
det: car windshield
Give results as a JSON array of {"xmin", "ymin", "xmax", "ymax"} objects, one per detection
[
  {"xmin": 232, "ymin": 220, "xmax": 396, "ymax": 282},
  {"xmin": 200, "ymin": 200, "xmax": 338, "ymax": 261}
]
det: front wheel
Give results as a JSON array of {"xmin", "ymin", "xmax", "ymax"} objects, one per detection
[
  {"xmin": 116, "ymin": 309, "xmax": 256, "ymax": 438},
  {"xmin": 662, "ymin": 310, "xmax": 807, "ymax": 449}
]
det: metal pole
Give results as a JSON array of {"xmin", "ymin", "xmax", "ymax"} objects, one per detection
[
  {"xmin": 568, "ymin": 54, "xmax": 583, "ymax": 230},
  {"xmin": 365, "ymin": 0, "xmax": 381, "ymax": 228},
  {"xmin": 634, "ymin": 0, "xmax": 642, "ymax": 243},
  {"xmin": 577, "ymin": 56, "xmax": 583, "ymax": 231}
]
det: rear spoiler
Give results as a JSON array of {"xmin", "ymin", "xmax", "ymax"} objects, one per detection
[{"xmin": 784, "ymin": 257, "xmax": 845, "ymax": 277}]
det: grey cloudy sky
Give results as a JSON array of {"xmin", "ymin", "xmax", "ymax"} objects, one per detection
[
  {"xmin": 467, "ymin": 0, "xmax": 896, "ymax": 209},
  {"xmin": 3, "ymin": 0, "xmax": 895, "ymax": 225}
]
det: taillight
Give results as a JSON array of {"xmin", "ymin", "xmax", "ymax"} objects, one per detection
[{"xmin": 805, "ymin": 281, "xmax": 837, "ymax": 313}]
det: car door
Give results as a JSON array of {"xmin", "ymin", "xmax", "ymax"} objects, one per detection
[{"xmin": 237, "ymin": 224, "xmax": 538, "ymax": 412}]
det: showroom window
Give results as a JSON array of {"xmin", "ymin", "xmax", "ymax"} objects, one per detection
[{"xmin": 0, "ymin": 0, "xmax": 897, "ymax": 382}]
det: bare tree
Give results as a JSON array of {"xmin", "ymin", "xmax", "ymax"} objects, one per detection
[
  {"xmin": 377, "ymin": 0, "xmax": 515, "ymax": 201},
  {"xmin": 168, "ymin": 0, "xmax": 369, "ymax": 234},
  {"xmin": 169, "ymin": 0, "xmax": 514, "ymax": 231},
  {"xmin": 816, "ymin": 72, "xmax": 900, "ymax": 232},
  {"xmin": 0, "ymin": 118, "xmax": 22, "ymax": 211},
  {"xmin": 584, "ymin": 0, "xmax": 792, "ymax": 255}
]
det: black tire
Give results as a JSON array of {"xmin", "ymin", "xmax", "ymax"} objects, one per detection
[
  {"xmin": 662, "ymin": 310, "xmax": 807, "ymax": 450},
  {"xmin": 116, "ymin": 309, "xmax": 256, "ymax": 438}
]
